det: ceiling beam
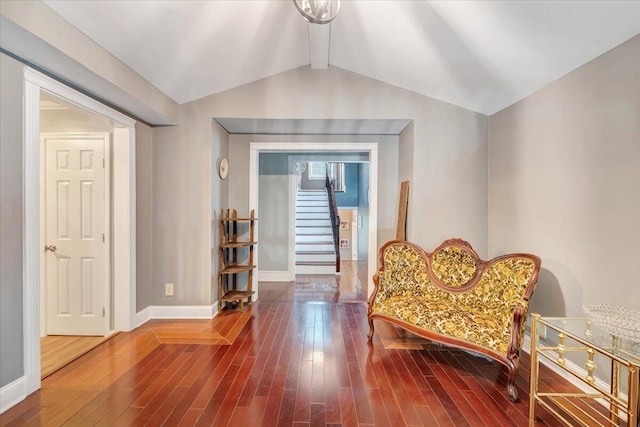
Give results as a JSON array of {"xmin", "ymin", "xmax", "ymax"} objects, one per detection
[{"xmin": 308, "ymin": 23, "xmax": 331, "ymax": 69}]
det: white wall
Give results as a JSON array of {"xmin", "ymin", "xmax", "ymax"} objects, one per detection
[
  {"xmin": 489, "ymin": 35, "xmax": 640, "ymax": 317},
  {"xmin": 207, "ymin": 64, "xmax": 489, "ymax": 253}
]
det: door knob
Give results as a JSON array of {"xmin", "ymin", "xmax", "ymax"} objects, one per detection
[{"xmin": 45, "ymin": 244, "xmax": 57, "ymax": 252}]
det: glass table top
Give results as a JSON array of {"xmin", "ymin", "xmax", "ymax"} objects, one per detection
[{"xmin": 539, "ymin": 317, "xmax": 640, "ymax": 365}]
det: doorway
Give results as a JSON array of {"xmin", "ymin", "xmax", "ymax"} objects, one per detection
[
  {"xmin": 23, "ymin": 68, "xmax": 137, "ymax": 395},
  {"xmin": 249, "ymin": 142, "xmax": 379, "ymax": 300},
  {"xmin": 41, "ymin": 131, "xmax": 111, "ymax": 336},
  {"xmin": 39, "ymin": 93, "xmax": 114, "ymax": 378}
]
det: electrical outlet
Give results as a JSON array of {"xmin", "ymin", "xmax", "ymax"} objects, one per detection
[{"xmin": 165, "ymin": 283, "xmax": 174, "ymax": 297}]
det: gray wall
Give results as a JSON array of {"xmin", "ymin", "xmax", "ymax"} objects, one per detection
[
  {"xmin": 211, "ymin": 121, "xmax": 230, "ymax": 304},
  {"xmin": 150, "ymin": 65, "xmax": 487, "ymax": 307},
  {"xmin": 257, "ymin": 152, "xmax": 372, "ymax": 273},
  {"xmin": 300, "ymin": 167, "xmax": 325, "ymax": 190},
  {"xmin": 398, "ymin": 123, "xmax": 414, "ymax": 238},
  {"xmin": 357, "ymin": 163, "xmax": 370, "ymax": 261},
  {"xmin": 489, "ymin": 35, "xmax": 640, "ymax": 317},
  {"xmin": 216, "ymin": 66, "xmax": 488, "ymax": 252},
  {"xmin": 150, "ymin": 118, "xmax": 210, "ymax": 305},
  {"xmin": 0, "ymin": 53, "xmax": 24, "ymax": 388},
  {"xmin": 150, "ymin": 116, "xmax": 229, "ymax": 306},
  {"xmin": 135, "ymin": 122, "xmax": 153, "ymax": 311},
  {"xmin": 258, "ymin": 153, "xmax": 289, "ymax": 272}
]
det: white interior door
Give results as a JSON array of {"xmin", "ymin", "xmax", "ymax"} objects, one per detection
[{"xmin": 44, "ymin": 134, "xmax": 109, "ymax": 336}]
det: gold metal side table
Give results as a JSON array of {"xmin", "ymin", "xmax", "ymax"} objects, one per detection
[{"xmin": 529, "ymin": 314, "xmax": 639, "ymax": 427}]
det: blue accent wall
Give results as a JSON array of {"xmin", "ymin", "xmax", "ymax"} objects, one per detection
[{"xmin": 336, "ymin": 163, "xmax": 359, "ymax": 207}]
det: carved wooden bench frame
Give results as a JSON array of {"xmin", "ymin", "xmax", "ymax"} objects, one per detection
[{"xmin": 367, "ymin": 239, "xmax": 541, "ymax": 402}]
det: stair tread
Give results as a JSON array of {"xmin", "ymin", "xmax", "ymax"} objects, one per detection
[
  {"xmin": 296, "ymin": 251, "xmax": 335, "ymax": 255},
  {"xmin": 296, "ymin": 261, "xmax": 336, "ymax": 266},
  {"xmin": 296, "ymin": 242, "xmax": 334, "ymax": 245}
]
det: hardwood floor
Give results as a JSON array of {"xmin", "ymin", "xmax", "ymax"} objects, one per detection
[
  {"xmin": 2, "ymin": 277, "xmax": 594, "ymax": 426},
  {"xmin": 337, "ymin": 261, "xmax": 368, "ymax": 302},
  {"xmin": 41, "ymin": 334, "xmax": 117, "ymax": 379},
  {"xmin": 265, "ymin": 261, "xmax": 368, "ymax": 303}
]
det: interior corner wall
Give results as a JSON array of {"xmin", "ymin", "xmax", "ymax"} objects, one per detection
[
  {"xmin": 488, "ymin": 35, "xmax": 640, "ymax": 317},
  {"xmin": 211, "ymin": 121, "xmax": 230, "ymax": 304},
  {"xmin": 150, "ymin": 114, "xmax": 210, "ymax": 307},
  {"xmin": 135, "ymin": 122, "xmax": 153, "ymax": 311},
  {"xmin": 0, "ymin": 52, "xmax": 25, "ymax": 388}
]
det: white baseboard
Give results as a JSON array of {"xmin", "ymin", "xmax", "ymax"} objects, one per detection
[
  {"xmin": 135, "ymin": 304, "xmax": 218, "ymax": 327},
  {"xmin": 135, "ymin": 306, "xmax": 153, "ymax": 327},
  {"xmin": 0, "ymin": 376, "xmax": 26, "ymax": 414},
  {"xmin": 259, "ymin": 270, "xmax": 293, "ymax": 282}
]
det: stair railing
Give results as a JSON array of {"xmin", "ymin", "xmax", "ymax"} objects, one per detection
[{"xmin": 325, "ymin": 172, "xmax": 341, "ymax": 273}]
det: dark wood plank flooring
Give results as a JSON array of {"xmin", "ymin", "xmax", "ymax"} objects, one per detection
[{"xmin": 2, "ymin": 275, "xmax": 590, "ymax": 426}]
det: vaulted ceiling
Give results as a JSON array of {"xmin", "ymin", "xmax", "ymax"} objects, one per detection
[{"xmin": 43, "ymin": 1, "xmax": 640, "ymax": 115}]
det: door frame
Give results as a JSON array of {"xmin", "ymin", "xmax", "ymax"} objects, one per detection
[
  {"xmin": 249, "ymin": 142, "xmax": 378, "ymax": 298},
  {"xmin": 40, "ymin": 132, "xmax": 111, "ymax": 337},
  {"xmin": 23, "ymin": 68, "xmax": 137, "ymax": 395}
]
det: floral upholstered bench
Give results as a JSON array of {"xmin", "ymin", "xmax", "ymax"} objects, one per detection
[{"xmin": 367, "ymin": 239, "xmax": 540, "ymax": 401}]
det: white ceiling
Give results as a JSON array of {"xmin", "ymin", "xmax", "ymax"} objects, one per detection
[{"xmin": 43, "ymin": 1, "xmax": 640, "ymax": 116}]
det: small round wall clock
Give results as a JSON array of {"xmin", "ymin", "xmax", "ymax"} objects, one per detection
[{"xmin": 219, "ymin": 158, "xmax": 229, "ymax": 179}]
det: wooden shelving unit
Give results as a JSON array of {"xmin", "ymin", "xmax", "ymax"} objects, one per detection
[{"xmin": 218, "ymin": 209, "xmax": 257, "ymax": 311}]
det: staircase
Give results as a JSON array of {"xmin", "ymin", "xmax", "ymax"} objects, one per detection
[{"xmin": 295, "ymin": 190, "xmax": 337, "ymax": 275}]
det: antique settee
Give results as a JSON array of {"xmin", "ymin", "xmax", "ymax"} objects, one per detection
[{"xmin": 367, "ymin": 239, "xmax": 541, "ymax": 401}]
